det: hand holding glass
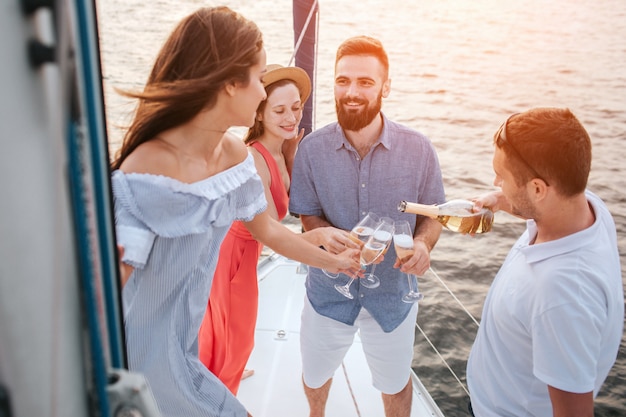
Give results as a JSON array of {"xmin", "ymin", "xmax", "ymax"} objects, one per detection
[
  {"xmin": 335, "ymin": 214, "xmax": 388, "ymax": 299},
  {"xmin": 393, "ymin": 220, "xmax": 424, "ymax": 303},
  {"xmin": 323, "ymin": 212, "xmax": 378, "ymax": 279},
  {"xmin": 322, "ymin": 212, "xmax": 379, "ymax": 279}
]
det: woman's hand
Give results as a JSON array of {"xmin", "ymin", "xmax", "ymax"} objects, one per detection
[
  {"xmin": 327, "ymin": 247, "xmax": 362, "ymax": 277},
  {"xmin": 313, "ymin": 226, "xmax": 361, "ymax": 254}
]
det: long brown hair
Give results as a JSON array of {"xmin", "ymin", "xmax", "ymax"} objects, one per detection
[{"xmin": 111, "ymin": 7, "xmax": 263, "ymax": 169}]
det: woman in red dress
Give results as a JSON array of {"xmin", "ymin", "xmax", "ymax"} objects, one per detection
[{"xmin": 198, "ymin": 65, "xmax": 354, "ymax": 394}]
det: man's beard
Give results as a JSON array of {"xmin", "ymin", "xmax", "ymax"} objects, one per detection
[{"xmin": 336, "ymin": 93, "xmax": 382, "ymax": 132}]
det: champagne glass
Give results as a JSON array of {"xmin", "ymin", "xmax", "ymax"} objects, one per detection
[
  {"xmin": 334, "ymin": 213, "xmax": 380, "ymax": 299},
  {"xmin": 348, "ymin": 212, "xmax": 379, "ymax": 246},
  {"xmin": 393, "ymin": 220, "xmax": 424, "ymax": 303},
  {"xmin": 321, "ymin": 212, "xmax": 378, "ymax": 279},
  {"xmin": 360, "ymin": 217, "xmax": 394, "ymax": 289}
]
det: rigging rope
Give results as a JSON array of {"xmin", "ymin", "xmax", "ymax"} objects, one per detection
[
  {"xmin": 413, "ymin": 267, "xmax": 481, "ymax": 398},
  {"xmin": 415, "ymin": 322, "xmax": 471, "ymax": 398},
  {"xmin": 341, "ymin": 361, "xmax": 363, "ymax": 417},
  {"xmin": 288, "ymin": 0, "xmax": 319, "ymax": 67},
  {"xmin": 428, "ymin": 267, "xmax": 481, "ymax": 328}
]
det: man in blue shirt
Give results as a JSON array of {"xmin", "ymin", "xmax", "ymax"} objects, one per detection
[{"xmin": 289, "ymin": 35, "xmax": 445, "ymax": 417}]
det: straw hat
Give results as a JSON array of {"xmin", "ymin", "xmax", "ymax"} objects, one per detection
[{"xmin": 262, "ymin": 64, "xmax": 312, "ymax": 104}]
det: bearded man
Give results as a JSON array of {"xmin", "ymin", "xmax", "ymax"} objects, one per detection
[{"xmin": 289, "ymin": 35, "xmax": 445, "ymax": 417}]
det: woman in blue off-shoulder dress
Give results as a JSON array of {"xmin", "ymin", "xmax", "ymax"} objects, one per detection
[{"xmin": 109, "ymin": 7, "xmax": 359, "ymax": 417}]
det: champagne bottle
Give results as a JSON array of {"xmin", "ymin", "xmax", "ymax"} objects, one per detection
[{"xmin": 397, "ymin": 199, "xmax": 494, "ymax": 234}]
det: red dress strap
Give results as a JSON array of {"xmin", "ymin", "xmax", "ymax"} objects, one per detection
[{"xmin": 249, "ymin": 141, "xmax": 289, "ymax": 220}]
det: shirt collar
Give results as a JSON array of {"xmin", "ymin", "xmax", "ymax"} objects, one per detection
[
  {"xmin": 519, "ymin": 196, "xmax": 600, "ymax": 263},
  {"xmin": 334, "ymin": 112, "xmax": 392, "ymax": 151}
]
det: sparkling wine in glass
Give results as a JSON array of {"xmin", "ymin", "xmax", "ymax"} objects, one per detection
[
  {"xmin": 393, "ymin": 220, "xmax": 424, "ymax": 303},
  {"xmin": 360, "ymin": 217, "xmax": 394, "ymax": 289},
  {"xmin": 322, "ymin": 212, "xmax": 378, "ymax": 279},
  {"xmin": 349, "ymin": 224, "xmax": 376, "ymax": 246},
  {"xmin": 334, "ymin": 213, "xmax": 380, "ymax": 298}
]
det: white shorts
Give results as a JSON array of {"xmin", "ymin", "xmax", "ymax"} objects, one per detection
[{"xmin": 300, "ymin": 296, "xmax": 418, "ymax": 394}]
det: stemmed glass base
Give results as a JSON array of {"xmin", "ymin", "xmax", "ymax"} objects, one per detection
[
  {"xmin": 360, "ymin": 272, "xmax": 380, "ymax": 289},
  {"xmin": 359, "ymin": 237, "xmax": 387, "ymax": 289},
  {"xmin": 402, "ymin": 290, "xmax": 424, "ymax": 303},
  {"xmin": 334, "ymin": 279, "xmax": 355, "ymax": 299},
  {"xmin": 402, "ymin": 274, "xmax": 423, "ymax": 303}
]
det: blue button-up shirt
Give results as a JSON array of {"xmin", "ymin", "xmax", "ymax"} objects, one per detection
[{"xmin": 289, "ymin": 114, "xmax": 445, "ymax": 332}]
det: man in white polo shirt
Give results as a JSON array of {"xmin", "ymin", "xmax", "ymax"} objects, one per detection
[{"xmin": 467, "ymin": 108, "xmax": 623, "ymax": 417}]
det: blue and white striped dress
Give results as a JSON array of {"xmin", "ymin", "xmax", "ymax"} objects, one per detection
[{"xmin": 111, "ymin": 153, "xmax": 266, "ymax": 417}]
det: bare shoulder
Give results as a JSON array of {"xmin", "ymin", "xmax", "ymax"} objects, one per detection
[
  {"xmin": 119, "ymin": 139, "xmax": 178, "ymax": 176},
  {"xmin": 221, "ymin": 131, "xmax": 249, "ymax": 164}
]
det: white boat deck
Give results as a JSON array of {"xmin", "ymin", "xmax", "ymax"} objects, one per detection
[{"xmin": 237, "ymin": 254, "xmax": 444, "ymax": 417}]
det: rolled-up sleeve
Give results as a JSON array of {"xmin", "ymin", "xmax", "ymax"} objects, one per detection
[{"xmin": 115, "ymin": 224, "xmax": 155, "ymax": 269}]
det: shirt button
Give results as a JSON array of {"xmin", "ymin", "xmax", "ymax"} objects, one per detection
[
  {"xmin": 361, "ymin": 183, "xmax": 366, "ymax": 188},
  {"xmin": 360, "ymin": 294, "xmax": 364, "ymax": 298}
]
